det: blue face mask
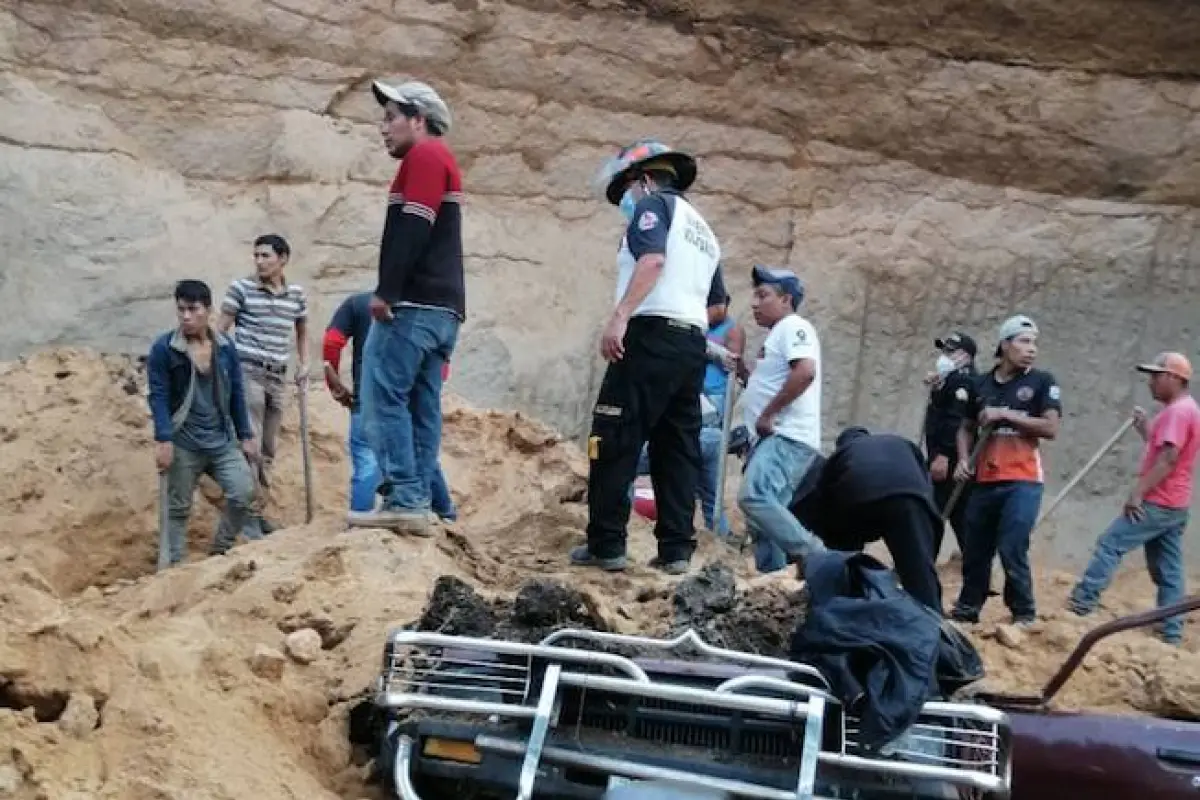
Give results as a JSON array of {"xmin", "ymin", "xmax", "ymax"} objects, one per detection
[{"xmin": 619, "ymin": 189, "xmax": 637, "ymax": 222}]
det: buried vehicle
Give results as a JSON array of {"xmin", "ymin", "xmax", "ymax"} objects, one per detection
[
  {"xmin": 366, "ymin": 623, "xmax": 1011, "ymax": 800},
  {"xmin": 361, "ymin": 590, "xmax": 1200, "ymax": 800}
]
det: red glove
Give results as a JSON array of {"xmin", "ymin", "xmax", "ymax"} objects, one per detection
[{"xmin": 442, "ymin": 362, "xmax": 451, "ymax": 382}]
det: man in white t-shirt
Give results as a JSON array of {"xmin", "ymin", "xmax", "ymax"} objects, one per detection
[{"xmin": 737, "ymin": 265, "xmax": 827, "ymax": 574}]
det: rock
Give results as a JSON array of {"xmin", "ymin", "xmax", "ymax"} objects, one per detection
[
  {"xmin": 248, "ymin": 645, "xmax": 287, "ymax": 682},
  {"xmin": 57, "ymin": 693, "xmax": 98, "ymax": 739},
  {"xmin": 284, "ymin": 629, "xmax": 323, "ymax": 665},
  {"xmin": 0, "ymin": 764, "xmax": 20, "ymax": 794},
  {"xmin": 995, "ymin": 625, "xmax": 1025, "ymax": 649}
]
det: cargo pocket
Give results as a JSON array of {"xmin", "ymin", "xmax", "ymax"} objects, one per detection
[{"xmin": 588, "ymin": 402, "xmax": 629, "ymax": 463}]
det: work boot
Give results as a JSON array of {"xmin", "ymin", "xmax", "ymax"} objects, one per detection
[
  {"xmin": 347, "ymin": 507, "xmax": 433, "ymax": 537},
  {"xmin": 569, "ymin": 545, "xmax": 627, "ymax": 572},
  {"xmin": 648, "ymin": 556, "xmax": 689, "ymax": 576}
]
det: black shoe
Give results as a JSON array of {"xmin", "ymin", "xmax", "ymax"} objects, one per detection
[
  {"xmin": 569, "ymin": 545, "xmax": 627, "ymax": 571},
  {"xmin": 949, "ymin": 608, "xmax": 979, "ymax": 624},
  {"xmin": 648, "ymin": 556, "xmax": 689, "ymax": 576}
]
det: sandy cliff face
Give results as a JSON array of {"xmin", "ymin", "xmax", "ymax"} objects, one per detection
[{"xmin": 2, "ymin": 0, "xmax": 1199, "ymax": 559}]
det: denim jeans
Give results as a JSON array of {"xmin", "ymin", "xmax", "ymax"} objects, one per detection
[
  {"xmin": 738, "ymin": 435, "xmax": 825, "ymax": 574},
  {"xmin": 953, "ymin": 481, "xmax": 1043, "ymax": 621},
  {"xmin": 360, "ymin": 306, "xmax": 459, "ymax": 512},
  {"xmin": 633, "ymin": 426, "xmax": 730, "ymax": 535},
  {"xmin": 349, "ymin": 410, "xmax": 457, "ymax": 518},
  {"xmin": 168, "ymin": 442, "xmax": 257, "ymax": 562},
  {"xmin": 1069, "ymin": 502, "xmax": 1189, "ymax": 642}
]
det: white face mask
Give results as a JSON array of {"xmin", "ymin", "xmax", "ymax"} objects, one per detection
[{"xmin": 935, "ymin": 354, "xmax": 957, "ymax": 377}]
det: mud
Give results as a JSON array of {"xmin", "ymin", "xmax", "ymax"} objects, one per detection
[{"xmin": 408, "ymin": 564, "xmax": 802, "ymax": 659}]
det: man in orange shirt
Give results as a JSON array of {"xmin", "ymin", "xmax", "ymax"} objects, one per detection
[
  {"xmin": 950, "ymin": 315, "xmax": 1062, "ymax": 625},
  {"xmin": 1068, "ymin": 352, "xmax": 1199, "ymax": 644}
]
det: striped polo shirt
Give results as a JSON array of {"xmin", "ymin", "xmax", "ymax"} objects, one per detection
[{"xmin": 221, "ymin": 276, "xmax": 308, "ymax": 372}]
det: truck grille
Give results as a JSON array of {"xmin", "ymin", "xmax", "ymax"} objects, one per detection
[{"xmin": 564, "ymin": 687, "xmax": 802, "ymax": 761}]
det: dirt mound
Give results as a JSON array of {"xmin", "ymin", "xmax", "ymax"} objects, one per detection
[{"xmin": 1, "ymin": 348, "xmax": 1199, "ymax": 798}]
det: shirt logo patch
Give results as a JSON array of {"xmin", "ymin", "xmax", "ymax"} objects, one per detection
[
  {"xmin": 637, "ymin": 211, "xmax": 658, "ymax": 231},
  {"xmin": 1017, "ymin": 386, "xmax": 1034, "ymax": 402},
  {"xmin": 1049, "ymin": 385, "xmax": 1061, "ymax": 401},
  {"xmin": 955, "ymin": 387, "xmax": 969, "ymax": 401},
  {"xmin": 795, "ymin": 328, "xmax": 807, "ymax": 343}
]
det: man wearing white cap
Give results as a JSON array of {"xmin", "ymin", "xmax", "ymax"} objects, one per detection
[
  {"xmin": 1069, "ymin": 352, "xmax": 1199, "ymax": 644},
  {"xmin": 348, "ymin": 78, "xmax": 463, "ymax": 535},
  {"xmin": 950, "ymin": 314, "xmax": 1062, "ymax": 626}
]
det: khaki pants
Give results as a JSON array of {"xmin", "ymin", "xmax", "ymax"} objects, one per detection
[
  {"xmin": 242, "ymin": 367, "xmax": 286, "ymax": 513},
  {"xmin": 212, "ymin": 365, "xmax": 286, "ymax": 543}
]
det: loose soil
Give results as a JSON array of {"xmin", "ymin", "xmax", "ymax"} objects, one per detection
[{"xmin": 0, "ymin": 349, "xmax": 1198, "ymax": 799}]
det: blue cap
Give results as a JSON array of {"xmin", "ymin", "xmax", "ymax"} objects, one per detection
[{"xmin": 751, "ymin": 265, "xmax": 805, "ymax": 306}]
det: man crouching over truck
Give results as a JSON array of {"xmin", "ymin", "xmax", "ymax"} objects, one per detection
[{"xmin": 147, "ymin": 279, "xmax": 259, "ymax": 565}]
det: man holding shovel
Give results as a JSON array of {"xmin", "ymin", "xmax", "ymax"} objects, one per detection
[
  {"xmin": 1068, "ymin": 352, "xmax": 1200, "ymax": 644},
  {"xmin": 147, "ymin": 280, "xmax": 258, "ymax": 566},
  {"xmin": 950, "ymin": 314, "xmax": 1062, "ymax": 626},
  {"xmin": 217, "ymin": 234, "xmax": 311, "ymax": 539}
]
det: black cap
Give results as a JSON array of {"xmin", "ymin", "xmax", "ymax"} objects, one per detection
[{"xmin": 934, "ymin": 332, "xmax": 977, "ymax": 359}]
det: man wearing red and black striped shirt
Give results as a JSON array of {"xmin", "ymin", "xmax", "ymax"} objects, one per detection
[{"xmin": 348, "ymin": 79, "xmax": 464, "ymax": 535}]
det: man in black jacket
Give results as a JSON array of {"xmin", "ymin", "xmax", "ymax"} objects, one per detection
[
  {"xmin": 792, "ymin": 427, "xmax": 944, "ymax": 613},
  {"xmin": 924, "ymin": 332, "xmax": 978, "ymax": 557}
]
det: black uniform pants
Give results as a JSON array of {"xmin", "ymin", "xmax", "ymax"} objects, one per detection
[
  {"xmin": 931, "ymin": 472, "xmax": 971, "ymax": 558},
  {"xmin": 837, "ymin": 495, "xmax": 944, "ymax": 614},
  {"xmin": 585, "ymin": 316, "xmax": 707, "ymax": 563}
]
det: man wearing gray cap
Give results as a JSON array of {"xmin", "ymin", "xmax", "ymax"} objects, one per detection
[
  {"xmin": 950, "ymin": 314, "xmax": 1062, "ymax": 626},
  {"xmin": 738, "ymin": 265, "xmax": 825, "ymax": 575},
  {"xmin": 348, "ymin": 79, "xmax": 464, "ymax": 535}
]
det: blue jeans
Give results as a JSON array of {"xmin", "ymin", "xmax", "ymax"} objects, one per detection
[
  {"xmin": 1069, "ymin": 502, "xmax": 1189, "ymax": 642},
  {"xmin": 349, "ymin": 410, "xmax": 457, "ymax": 518},
  {"xmin": 953, "ymin": 481, "xmax": 1043, "ymax": 621},
  {"xmin": 634, "ymin": 427, "xmax": 730, "ymax": 535},
  {"xmin": 738, "ymin": 435, "xmax": 825, "ymax": 574},
  {"xmin": 360, "ymin": 306, "xmax": 459, "ymax": 512}
]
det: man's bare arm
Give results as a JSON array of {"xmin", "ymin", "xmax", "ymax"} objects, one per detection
[
  {"xmin": 294, "ymin": 318, "xmax": 310, "ymax": 369},
  {"xmin": 1134, "ymin": 444, "xmax": 1179, "ymax": 500},
  {"xmin": 216, "ymin": 311, "xmax": 236, "ymax": 333}
]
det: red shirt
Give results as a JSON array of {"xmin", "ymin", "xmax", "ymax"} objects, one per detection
[{"xmin": 1141, "ymin": 394, "xmax": 1200, "ymax": 509}]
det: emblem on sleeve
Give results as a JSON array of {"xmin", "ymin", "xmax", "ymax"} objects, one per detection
[
  {"xmin": 637, "ymin": 211, "xmax": 659, "ymax": 231},
  {"xmin": 1049, "ymin": 385, "xmax": 1061, "ymax": 401},
  {"xmin": 955, "ymin": 387, "xmax": 968, "ymax": 401}
]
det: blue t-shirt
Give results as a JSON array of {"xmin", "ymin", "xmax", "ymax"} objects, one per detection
[
  {"xmin": 703, "ymin": 318, "xmax": 734, "ymax": 398},
  {"xmin": 327, "ymin": 292, "xmax": 373, "ymax": 400}
]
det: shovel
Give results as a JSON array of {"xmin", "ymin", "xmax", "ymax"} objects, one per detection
[
  {"xmin": 157, "ymin": 473, "xmax": 171, "ymax": 572},
  {"xmin": 941, "ymin": 424, "xmax": 994, "ymax": 521},
  {"xmin": 1034, "ymin": 415, "xmax": 1135, "ymax": 532},
  {"xmin": 298, "ymin": 381, "xmax": 315, "ymax": 524}
]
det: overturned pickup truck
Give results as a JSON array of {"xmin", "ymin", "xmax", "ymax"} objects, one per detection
[
  {"xmin": 368, "ymin": 624, "xmax": 1010, "ymax": 800},
  {"xmin": 360, "ymin": 573, "xmax": 1200, "ymax": 800}
]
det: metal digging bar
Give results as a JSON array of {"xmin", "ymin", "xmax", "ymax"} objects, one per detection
[{"xmin": 975, "ymin": 594, "xmax": 1200, "ymax": 708}]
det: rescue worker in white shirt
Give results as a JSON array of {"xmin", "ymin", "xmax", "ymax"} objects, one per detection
[
  {"xmin": 571, "ymin": 139, "xmax": 727, "ymax": 576},
  {"xmin": 737, "ymin": 266, "xmax": 826, "ymax": 574}
]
